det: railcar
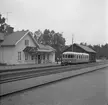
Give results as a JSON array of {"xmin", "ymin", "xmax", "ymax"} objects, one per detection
[{"xmin": 61, "ymin": 51, "xmax": 89, "ymax": 65}]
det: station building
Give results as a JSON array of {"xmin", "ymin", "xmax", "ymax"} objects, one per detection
[
  {"xmin": 63, "ymin": 43, "xmax": 96, "ymax": 62},
  {"xmin": 0, "ymin": 30, "xmax": 55, "ymax": 65}
]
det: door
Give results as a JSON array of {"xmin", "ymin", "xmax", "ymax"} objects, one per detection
[{"xmin": 38, "ymin": 55, "xmax": 41, "ymax": 64}]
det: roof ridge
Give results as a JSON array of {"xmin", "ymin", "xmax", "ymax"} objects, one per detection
[{"xmin": 74, "ymin": 43, "xmax": 96, "ymax": 53}]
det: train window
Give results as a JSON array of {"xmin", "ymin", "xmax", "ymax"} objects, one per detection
[
  {"xmin": 63, "ymin": 55, "xmax": 65, "ymax": 58},
  {"xmin": 77, "ymin": 55, "xmax": 79, "ymax": 59},
  {"xmin": 75, "ymin": 55, "xmax": 77, "ymax": 58},
  {"xmin": 65, "ymin": 55, "xmax": 67, "ymax": 58},
  {"xmin": 76, "ymin": 55, "xmax": 78, "ymax": 59},
  {"xmin": 71, "ymin": 54, "xmax": 74, "ymax": 58},
  {"xmin": 64, "ymin": 55, "xmax": 66, "ymax": 58},
  {"xmin": 68, "ymin": 55, "xmax": 71, "ymax": 58}
]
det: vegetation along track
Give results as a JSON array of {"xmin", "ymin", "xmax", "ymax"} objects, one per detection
[{"xmin": 0, "ymin": 61, "xmax": 108, "ymax": 84}]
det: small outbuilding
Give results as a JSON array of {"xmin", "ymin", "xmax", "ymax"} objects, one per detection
[{"xmin": 63, "ymin": 43, "xmax": 96, "ymax": 62}]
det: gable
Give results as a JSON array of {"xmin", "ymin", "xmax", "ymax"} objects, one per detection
[
  {"xmin": 0, "ymin": 31, "xmax": 39, "ymax": 47},
  {"xmin": 0, "ymin": 31, "xmax": 28, "ymax": 47},
  {"xmin": 17, "ymin": 32, "xmax": 38, "ymax": 48}
]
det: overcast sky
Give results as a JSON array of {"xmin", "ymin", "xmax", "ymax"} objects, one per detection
[{"xmin": 0, "ymin": 0, "xmax": 108, "ymax": 45}]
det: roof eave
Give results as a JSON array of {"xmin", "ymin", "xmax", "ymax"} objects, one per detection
[
  {"xmin": 74, "ymin": 43, "xmax": 96, "ymax": 53},
  {"xmin": 1, "ymin": 45, "xmax": 15, "ymax": 47}
]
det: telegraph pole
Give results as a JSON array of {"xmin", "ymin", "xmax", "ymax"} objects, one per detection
[
  {"xmin": 72, "ymin": 34, "xmax": 74, "ymax": 52},
  {"xmin": 6, "ymin": 12, "xmax": 12, "ymax": 23}
]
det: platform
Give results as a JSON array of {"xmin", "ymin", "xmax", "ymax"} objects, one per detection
[
  {"xmin": 0, "ymin": 62, "xmax": 60, "ymax": 71},
  {"xmin": 0, "ymin": 63, "xmax": 108, "ymax": 96}
]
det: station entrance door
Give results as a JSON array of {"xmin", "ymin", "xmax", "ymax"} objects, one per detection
[{"xmin": 38, "ymin": 55, "xmax": 41, "ymax": 64}]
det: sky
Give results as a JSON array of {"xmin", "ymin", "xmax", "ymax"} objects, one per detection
[{"xmin": 0, "ymin": 0, "xmax": 108, "ymax": 45}]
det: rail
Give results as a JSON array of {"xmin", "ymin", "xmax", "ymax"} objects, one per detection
[{"xmin": 0, "ymin": 61, "xmax": 108, "ymax": 84}]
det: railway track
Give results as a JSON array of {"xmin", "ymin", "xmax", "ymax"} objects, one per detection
[{"xmin": 0, "ymin": 61, "xmax": 108, "ymax": 84}]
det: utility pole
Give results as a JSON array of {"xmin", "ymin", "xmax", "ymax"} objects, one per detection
[
  {"xmin": 72, "ymin": 34, "xmax": 74, "ymax": 52},
  {"xmin": 0, "ymin": 12, "xmax": 12, "ymax": 23},
  {"xmin": 6, "ymin": 12, "xmax": 12, "ymax": 23}
]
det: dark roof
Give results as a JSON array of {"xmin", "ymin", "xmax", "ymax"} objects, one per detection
[
  {"xmin": 74, "ymin": 43, "xmax": 96, "ymax": 53},
  {"xmin": 1, "ymin": 31, "xmax": 28, "ymax": 46},
  {"xmin": 23, "ymin": 45, "xmax": 56, "ymax": 53},
  {"xmin": 39, "ymin": 44, "xmax": 56, "ymax": 51},
  {"xmin": 23, "ymin": 46, "xmax": 38, "ymax": 54},
  {"xmin": 0, "ymin": 33, "xmax": 4, "ymax": 40},
  {"xmin": 0, "ymin": 30, "xmax": 55, "ymax": 53}
]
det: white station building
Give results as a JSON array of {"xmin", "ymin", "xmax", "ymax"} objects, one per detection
[{"xmin": 0, "ymin": 30, "xmax": 55, "ymax": 65}]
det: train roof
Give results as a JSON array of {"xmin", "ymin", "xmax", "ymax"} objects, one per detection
[{"xmin": 62, "ymin": 51, "xmax": 89, "ymax": 55}]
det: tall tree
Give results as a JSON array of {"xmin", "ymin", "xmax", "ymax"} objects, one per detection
[
  {"xmin": 0, "ymin": 14, "xmax": 14, "ymax": 34},
  {"xmin": 34, "ymin": 29, "xmax": 66, "ymax": 59},
  {"xmin": 34, "ymin": 29, "xmax": 42, "ymax": 43},
  {"xmin": 43, "ymin": 29, "xmax": 51, "ymax": 45}
]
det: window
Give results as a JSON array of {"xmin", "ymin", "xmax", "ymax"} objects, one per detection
[
  {"xmin": 25, "ymin": 53, "xmax": 28, "ymax": 60},
  {"xmin": 31, "ymin": 55, "xmax": 34, "ymax": 60},
  {"xmin": 47, "ymin": 54, "xmax": 49, "ymax": 60},
  {"xmin": 78, "ymin": 55, "xmax": 79, "ymax": 59},
  {"xmin": 71, "ymin": 54, "xmax": 74, "ymax": 58},
  {"xmin": 43, "ymin": 54, "xmax": 45, "ymax": 60},
  {"xmin": 68, "ymin": 55, "xmax": 71, "ymax": 58},
  {"xmin": 85, "ymin": 56, "xmax": 87, "ymax": 59},
  {"xmin": 18, "ymin": 52, "xmax": 21, "ymax": 60},
  {"xmin": 25, "ymin": 40, "xmax": 29, "ymax": 46}
]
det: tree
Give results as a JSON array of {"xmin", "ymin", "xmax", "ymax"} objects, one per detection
[
  {"xmin": 34, "ymin": 29, "xmax": 42, "ymax": 43},
  {"xmin": 0, "ymin": 14, "xmax": 6, "ymax": 33},
  {"xmin": 80, "ymin": 42, "xmax": 108, "ymax": 59},
  {"xmin": 34, "ymin": 29, "xmax": 66, "ymax": 60},
  {"xmin": 0, "ymin": 14, "xmax": 14, "ymax": 34},
  {"xmin": 42, "ymin": 29, "xmax": 51, "ymax": 45}
]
